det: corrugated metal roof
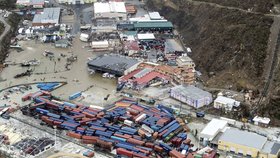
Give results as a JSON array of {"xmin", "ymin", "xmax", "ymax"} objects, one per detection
[
  {"xmin": 262, "ymin": 141, "xmax": 280, "ymax": 155},
  {"xmin": 135, "ymin": 71, "xmax": 169, "ymax": 84},
  {"xmin": 32, "ymin": 8, "xmax": 60, "ymax": 24},
  {"xmin": 133, "ymin": 68, "xmax": 153, "ymax": 78},
  {"xmin": 219, "ymin": 128, "xmax": 267, "ymax": 150},
  {"xmin": 88, "ymin": 54, "xmax": 140, "ymax": 73},
  {"xmin": 171, "ymin": 85, "xmax": 212, "ymax": 100},
  {"xmin": 134, "ymin": 22, "xmax": 173, "ymax": 28}
]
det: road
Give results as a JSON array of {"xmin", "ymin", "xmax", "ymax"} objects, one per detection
[{"xmin": 0, "ymin": 13, "xmax": 11, "ymax": 42}]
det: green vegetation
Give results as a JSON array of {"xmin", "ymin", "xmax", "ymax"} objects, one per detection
[
  {"xmin": 0, "ymin": 13, "xmax": 21, "ymax": 63},
  {"xmin": 0, "ymin": 22, "xmax": 4, "ymax": 36},
  {"xmin": 0, "ymin": 0, "xmax": 17, "ymax": 9}
]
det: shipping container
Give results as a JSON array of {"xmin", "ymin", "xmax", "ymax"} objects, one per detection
[
  {"xmin": 69, "ymin": 92, "xmax": 82, "ymax": 100},
  {"xmin": 67, "ymin": 132, "xmax": 82, "ymax": 139},
  {"xmin": 169, "ymin": 149, "xmax": 186, "ymax": 158},
  {"xmin": 111, "ymin": 136, "xmax": 127, "ymax": 142},
  {"xmin": 154, "ymin": 145, "xmax": 164, "ymax": 153},
  {"xmin": 117, "ymin": 148, "xmax": 133, "ymax": 157},
  {"xmin": 63, "ymin": 102, "xmax": 77, "ymax": 108},
  {"xmin": 124, "ymin": 120, "xmax": 134, "ymax": 126},
  {"xmin": 127, "ymin": 138, "xmax": 145, "ymax": 146}
]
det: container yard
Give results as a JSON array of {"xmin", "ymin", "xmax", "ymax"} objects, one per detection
[{"xmin": 17, "ymin": 90, "xmax": 199, "ymax": 158}]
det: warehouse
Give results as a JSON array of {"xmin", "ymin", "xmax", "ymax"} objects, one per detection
[
  {"xmin": 214, "ymin": 96, "xmax": 240, "ymax": 111},
  {"xmin": 87, "ymin": 54, "xmax": 141, "ymax": 76},
  {"xmin": 199, "ymin": 119, "xmax": 228, "ymax": 146},
  {"xmin": 218, "ymin": 128, "xmax": 268, "ymax": 158},
  {"xmin": 94, "ymin": 2, "xmax": 127, "ymax": 20},
  {"xmin": 118, "ymin": 68, "xmax": 170, "ymax": 90},
  {"xmin": 133, "ymin": 22, "xmax": 173, "ymax": 31},
  {"xmin": 170, "ymin": 85, "xmax": 213, "ymax": 108},
  {"xmin": 32, "ymin": 8, "xmax": 61, "ymax": 26}
]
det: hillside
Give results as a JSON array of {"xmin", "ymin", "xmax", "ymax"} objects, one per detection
[
  {"xmin": 146, "ymin": 0, "xmax": 280, "ymax": 123},
  {"xmin": 146, "ymin": 0, "xmax": 273, "ymax": 90}
]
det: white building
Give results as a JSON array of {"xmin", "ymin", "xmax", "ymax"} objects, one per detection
[
  {"xmin": 253, "ymin": 116, "xmax": 270, "ymax": 128},
  {"xmin": 176, "ymin": 55, "xmax": 195, "ymax": 68},
  {"xmin": 200, "ymin": 119, "xmax": 228, "ymax": 146},
  {"xmin": 91, "ymin": 40, "xmax": 109, "ymax": 49},
  {"xmin": 94, "ymin": 2, "xmax": 127, "ymax": 20},
  {"xmin": 214, "ymin": 96, "xmax": 240, "ymax": 111},
  {"xmin": 137, "ymin": 33, "xmax": 155, "ymax": 40},
  {"xmin": 170, "ymin": 85, "xmax": 213, "ymax": 108}
]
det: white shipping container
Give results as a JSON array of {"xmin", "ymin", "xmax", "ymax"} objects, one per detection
[
  {"xmin": 135, "ymin": 113, "xmax": 146, "ymax": 122},
  {"xmin": 181, "ymin": 150, "xmax": 187, "ymax": 155},
  {"xmin": 124, "ymin": 120, "xmax": 133, "ymax": 126},
  {"xmin": 142, "ymin": 124, "xmax": 154, "ymax": 133}
]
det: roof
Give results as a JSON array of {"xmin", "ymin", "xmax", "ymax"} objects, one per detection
[
  {"xmin": 177, "ymin": 56, "xmax": 194, "ymax": 63},
  {"xmin": 134, "ymin": 22, "xmax": 173, "ymax": 28},
  {"xmin": 33, "ymin": 8, "xmax": 60, "ymax": 24},
  {"xmin": 31, "ymin": 0, "xmax": 44, "ymax": 5},
  {"xmin": 165, "ymin": 39, "xmax": 184, "ymax": 52},
  {"xmin": 155, "ymin": 65, "xmax": 174, "ymax": 74},
  {"xmin": 215, "ymin": 96, "xmax": 240, "ymax": 106},
  {"xmin": 134, "ymin": 71, "xmax": 169, "ymax": 84},
  {"xmin": 262, "ymin": 141, "xmax": 280, "ymax": 155},
  {"xmin": 148, "ymin": 12, "xmax": 161, "ymax": 20},
  {"xmin": 253, "ymin": 116, "xmax": 271, "ymax": 124},
  {"xmin": 171, "ymin": 85, "xmax": 212, "ymax": 100},
  {"xmin": 200, "ymin": 119, "xmax": 228, "ymax": 139},
  {"xmin": 88, "ymin": 54, "xmax": 140, "ymax": 73},
  {"xmin": 119, "ymin": 69, "xmax": 142, "ymax": 81},
  {"xmin": 91, "ymin": 40, "xmax": 109, "ymax": 46},
  {"xmin": 137, "ymin": 33, "xmax": 155, "ymax": 40},
  {"xmin": 219, "ymin": 128, "xmax": 267, "ymax": 150},
  {"xmin": 134, "ymin": 68, "xmax": 153, "ymax": 78},
  {"xmin": 94, "ymin": 2, "xmax": 126, "ymax": 13}
]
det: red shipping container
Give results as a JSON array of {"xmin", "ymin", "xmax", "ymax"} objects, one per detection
[
  {"xmin": 154, "ymin": 145, "xmax": 164, "ymax": 153},
  {"xmin": 67, "ymin": 132, "xmax": 82, "ymax": 139},
  {"xmin": 87, "ymin": 151, "xmax": 95, "ymax": 157},
  {"xmin": 145, "ymin": 142, "xmax": 154, "ymax": 148},
  {"xmin": 169, "ymin": 149, "xmax": 186, "ymax": 158},
  {"xmin": 22, "ymin": 93, "xmax": 32, "ymax": 101},
  {"xmin": 53, "ymin": 121, "xmax": 62, "ymax": 126},
  {"xmin": 134, "ymin": 147, "xmax": 150, "ymax": 155},
  {"xmin": 82, "ymin": 135, "xmax": 98, "ymax": 141},
  {"xmin": 117, "ymin": 148, "xmax": 133, "ymax": 157},
  {"xmin": 153, "ymin": 132, "xmax": 158, "ymax": 139},
  {"xmin": 132, "ymin": 152, "xmax": 149, "ymax": 158},
  {"xmin": 81, "ymin": 139, "xmax": 97, "ymax": 144},
  {"xmin": 114, "ymin": 133, "xmax": 132, "ymax": 139},
  {"xmin": 82, "ymin": 112, "xmax": 96, "ymax": 118},
  {"xmin": 127, "ymin": 138, "xmax": 145, "ymax": 146}
]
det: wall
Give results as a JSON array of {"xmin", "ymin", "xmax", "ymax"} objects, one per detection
[{"xmin": 218, "ymin": 140, "xmax": 260, "ymax": 157}]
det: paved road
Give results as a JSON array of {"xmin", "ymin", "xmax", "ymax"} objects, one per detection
[{"xmin": 0, "ymin": 14, "xmax": 11, "ymax": 42}]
